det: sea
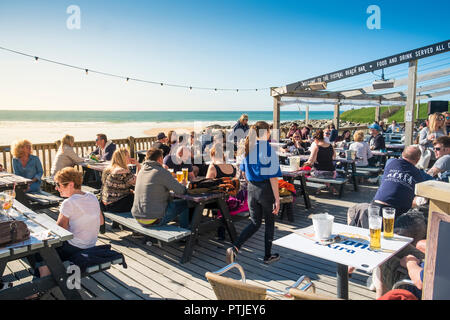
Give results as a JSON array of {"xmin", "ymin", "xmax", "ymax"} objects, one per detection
[{"xmin": 0, "ymin": 110, "xmax": 334, "ymax": 145}]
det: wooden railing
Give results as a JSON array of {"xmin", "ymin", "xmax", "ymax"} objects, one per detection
[{"xmin": 0, "ymin": 135, "xmax": 158, "ymax": 177}]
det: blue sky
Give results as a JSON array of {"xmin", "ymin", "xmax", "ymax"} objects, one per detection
[{"xmin": 0, "ymin": 0, "xmax": 448, "ymax": 111}]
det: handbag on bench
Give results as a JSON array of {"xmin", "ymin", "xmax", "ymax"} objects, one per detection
[{"xmin": 0, "ymin": 219, "xmax": 31, "ymax": 248}]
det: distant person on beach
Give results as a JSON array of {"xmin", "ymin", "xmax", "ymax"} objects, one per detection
[
  {"xmin": 11, "ymin": 139, "xmax": 43, "ymax": 193},
  {"xmin": 163, "ymin": 146, "xmax": 196, "ymax": 180},
  {"xmin": 90, "ymin": 133, "xmax": 116, "ymax": 161},
  {"xmin": 225, "ymin": 121, "xmax": 281, "ymax": 265},
  {"xmin": 154, "ymin": 132, "xmax": 171, "ymax": 158},
  {"xmin": 132, "ymin": 148, "xmax": 190, "ymax": 229},
  {"xmin": 100, "ymin": 148, "xmax": 139, "ymax": 213},
  {"xmin": 51, "ymin": 134, "xmax": 85, "ymax": 176}
]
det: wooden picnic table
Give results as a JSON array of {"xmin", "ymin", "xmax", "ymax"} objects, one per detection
[
  {"xmin": 0, "ymin": 172, "xmax": 32, "ymax": 205},
  {"xmin": 79, "ymin": 160, "xmax": 111, "ymax": 172},
  {"xmin": 172, "ymin": 191, "xmax": 238, "ymax": 263},
  {"xmin": 273, "ymin": 222, "xmax": 413, "ymax": 299},
  {"xmin": 280, "ymin": 166, "xmax": 311, "ymax": 209},
  {"xmin": 0, "ymin": 200, "xmax": 83, "ymax": 300}
]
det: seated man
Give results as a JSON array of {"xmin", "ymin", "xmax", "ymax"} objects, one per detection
[
  {"xmin": 427, "ymin": 136, "xmax": 450, "ymax": 179},
  {"xmin": 373, "ymin": 145, "xmax": 425, "ymax": 218},
  {"xmin": 153, "ymin": 132, "xmax": 171, "ymax": 158},
  {"xmin": 90, "ymin": 133, "xmax": 116, "ymax": 161},
  {"xmin": 131, "ymin": 148, "xmax": 190, "ymax": 228},
  {"xmin": 163, "ymin": 146, "xmax": 196, "ymax": 180},
  {"xmin": 368, "ymin": 123, "xmax": 386, "ymax": 166}
]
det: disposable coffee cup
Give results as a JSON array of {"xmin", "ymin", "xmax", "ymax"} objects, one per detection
[{"xmin": 311, "ymin": 213, "xmax": 334, "ymax": 240}]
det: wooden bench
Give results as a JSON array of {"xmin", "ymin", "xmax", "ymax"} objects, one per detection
[
  {"xmin": 305, "ymin": 177, "xmax": 348, "ymax": 198},
  {"xmin": 43, "ymin": 176, "xmax": 100, "ymax": 195},
  {"xmin": 103, "ymin": 211, "xmax": 191, "ymax": 247},
  {"xmin": 25, "ymin": 191, "xmax": 64, "ymax": 209}
]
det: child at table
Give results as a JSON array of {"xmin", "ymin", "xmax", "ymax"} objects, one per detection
[{"xmin": 225, "ymin": 121, "xmax": 282, "ymax": 265}]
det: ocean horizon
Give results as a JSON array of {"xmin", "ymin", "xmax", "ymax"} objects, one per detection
[{"xmin": 0, "ymin": 110, "xmax": 336, "ymax": 123}]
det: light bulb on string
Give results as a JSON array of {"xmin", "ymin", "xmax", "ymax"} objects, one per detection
[
  {"xmin": 85, "ymin": 69, "xmax": 89, "ymax": 75},
  {"xmin": 126, "ymin": 77, "xmax": 129, "ymax": 82},
  {"xmin": 34, "ymin": 56, "xmax": 39, "ymax": 62}
]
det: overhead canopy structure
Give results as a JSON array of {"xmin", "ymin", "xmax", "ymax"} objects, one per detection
[{"xmin": 271, "ymin": 39, "xmax": 450, "ymax": 145}]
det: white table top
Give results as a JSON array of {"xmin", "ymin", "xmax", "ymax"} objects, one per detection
[{"xmin": 273, "ymin": 222, "xmax": 412, "ymax": 273}]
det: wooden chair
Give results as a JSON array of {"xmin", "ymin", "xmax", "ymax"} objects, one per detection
[
  {"xmin": 205, "ymin": 263, "xmax": 314, "ymax": 300},
  {"xmin": 289, "ymin": 288, "xmax": 338, "ymax": 300}
]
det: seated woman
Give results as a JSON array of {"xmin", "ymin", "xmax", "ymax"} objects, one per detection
[
  {"xmin": 334, "ymin": 130, "xmax": 352, "ymax": 148},
  {"xmin": 100, "ymin": 148, "xmax": 139, "ymax": 213},
  {"xmin": 11, "ymin": 139, "xmax": 43, "ymax": 193},
  {"xmin": 34, "ymin": 167, "xmax": 103, "ymax": 278},
  {"xmin": 206, "ymin": 143, "xmax": 239, "ymax": 179},
  {"xmin": 304, "ymin": 130, "xmax": 337, "ymax": 194},
  {"xmin": 349, "ymin": 130, "xmax": 373, "ymax": 167},
  {"xmin": 51, "ymin": 134, "xmax": 85, "ymax": 176},
  {"xmin": 283, "ymin": 132, "xmax": 308, "ymax": 155}
]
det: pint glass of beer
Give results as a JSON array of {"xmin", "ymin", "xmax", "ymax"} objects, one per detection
[
  {"xmin": 368, "ymin": 204, "xmax": 380, "ymax": 217},
  {"xmin": 176, "ymin": 171, "xmax": 184, "ymax": 183},
  {"xmin": 369, "ymin": 215, "xmax": 382, "ymax": 250},
  {"xmin": 182, "ymin": 168, "xmax": 188, "ymax": 182},
  {"xmin": 382, "ymin": 207, "xmax": 395, "ymax": 239}
]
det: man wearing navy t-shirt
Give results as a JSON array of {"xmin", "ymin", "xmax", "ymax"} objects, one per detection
[{"xmin": 373, "ymin": 145, "xmax": 425, "ymax": 217}]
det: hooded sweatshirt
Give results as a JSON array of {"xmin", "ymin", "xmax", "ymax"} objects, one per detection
[{"xmin": 131, "ymin": 160, "xmax": 187, "ymax": 221}]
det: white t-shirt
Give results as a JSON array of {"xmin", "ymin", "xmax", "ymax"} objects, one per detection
[
  {"xmin": 60, "ymin": 192, "xmax": 101, "ymax": 249},
  {"xmin": 349, "ymin": 141, "xmax": 372, "ymax": 167}
]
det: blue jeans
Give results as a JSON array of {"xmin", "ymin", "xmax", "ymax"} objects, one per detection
[{"xmin": 147, "ymin": 199, "xmax": 190, "ymax": 229}]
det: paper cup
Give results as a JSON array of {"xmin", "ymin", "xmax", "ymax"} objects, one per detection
[{"xmin": 312, "ymin": 213, "xmax": 334, "ymax": 240}]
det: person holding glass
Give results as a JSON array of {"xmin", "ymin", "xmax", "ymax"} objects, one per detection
[{"xmin": 11, "ymin": 139, "xmax": 43, "ymax": 193}]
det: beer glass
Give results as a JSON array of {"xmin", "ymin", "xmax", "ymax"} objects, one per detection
[
  {"xmin": 382, "ymin": 207, "xmax": 396, "ymax": 239},
  {"xmin": 369, "ymin": 215, "xmax": 382, "ymax": 250},
  {"xmin": 368, "ymin": 204, "xmax": 380, "ymax": 217},
  {"xmin": 182, "ymin": 168, "xmax": 188, "ymax": 182},
  {"xmin": 176, "ymin": 171, "xmax": 184, "ymax": 183}
]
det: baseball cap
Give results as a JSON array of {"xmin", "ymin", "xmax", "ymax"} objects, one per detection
[
  {"xmin": 368, "ymin": 123, "xmax": 381, "ymax": 131},
  {"xmin": 157, "ymin": 132, "xmax": 167, "ymax": 140}
]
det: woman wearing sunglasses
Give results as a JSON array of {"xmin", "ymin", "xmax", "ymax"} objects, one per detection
[
  {"xmin": 283, "ymin": 132, "xmax": 308, "ymax": 155},
  {"xmin": 419, "ymin": 113, "xmax": 447, "ymax": 151}
]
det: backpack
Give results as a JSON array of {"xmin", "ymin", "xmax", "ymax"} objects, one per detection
[
  {"xmin": 0, "ymin": 219, "xmax": 31, "ymax": 248},
  {"xmin": 188, "ymin": 177, "xmax": 240, "ymax": 196}
]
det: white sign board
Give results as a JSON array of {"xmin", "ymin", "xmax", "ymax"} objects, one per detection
[{"xmin": 273, "ymin": 223, "xmax": 412, "ymax": 272}]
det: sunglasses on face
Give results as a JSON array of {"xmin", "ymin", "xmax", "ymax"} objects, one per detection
[
  {"xmin": 55, "ymin": 182, "xmax": 68, "ymax": 189},
  {"xmin": 434, "ymin": 147, "xmax": 443, "ymax": 151},
  {"xmin": 446, "ymin": 116, "xmax": 450, "ymax": 120}
]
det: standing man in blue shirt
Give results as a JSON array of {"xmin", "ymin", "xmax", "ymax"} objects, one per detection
[{"xmin": 226, "ymin": 121, "xmax": 282, "ymax": 265}]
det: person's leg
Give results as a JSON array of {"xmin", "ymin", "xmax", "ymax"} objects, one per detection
[
  {"xmin": 233, "ymin": 196, "xmax": 263, "ymax": 251},
  {"xmin": 104, "ymin": 194, "xmax": 134, "ymax": 213},
  {"xmin": 156, "ymin": 199, "xmax": 190, "ymax": 229}
]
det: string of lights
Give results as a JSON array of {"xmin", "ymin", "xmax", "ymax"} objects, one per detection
[{"xmin": 0, "ymin": 45, "xmax": 272, "ymax": 93}]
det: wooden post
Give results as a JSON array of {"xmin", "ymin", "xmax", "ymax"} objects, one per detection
[
  {"xmin": 375, "ymin": 104, "xmax": 381, "ymax": 123},
  {"xmin": 333, "ymin": 103, "xmax": 340, "ymax": 130},
  {"xmin": 127, "ymin": 136, "xmax": 136, "ymax": 159},
  {"xmin": 404, "ymin": 60, "xmax": 418, "ymax": 146},
  {"xmin": 305, "ymin": 105, "xmax": 310, "ymax": 125},
  {"xmin": 415, "ymin": 181, "xmax": 450, "ymax": 300},
  {"xmin": 273, "ymin": 95, "xmax": 281, "ymax": 142}
]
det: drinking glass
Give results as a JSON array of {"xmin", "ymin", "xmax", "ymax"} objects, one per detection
[
  {"xmin": 369, "ymin": 215, "xmax": 382, "ymax": 250},
  {"xmin": 182, "ymin": 168, "xmax": 189, "ymax": 182},
  {"xmin": 176, "ymin": 171, "xmax": 184, "ymax": 183},
  {"xmin": 368, "ymin": 204, "xmax": 380, "ymax": 217},
  {"xmin": 382, "ymin": 207, "xmax": 396, "ymax": 239}
]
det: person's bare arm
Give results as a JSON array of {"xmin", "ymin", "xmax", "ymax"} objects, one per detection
[
  {"xmin": 269, "ymin": 177, "xmax": 280, "ymax": 215},
  {"xmin": 56, "ymin": 213, "xmax": 70, "ymax": 230},
  {"xmin": 205, "ymin": 164, "xmax": 216, "ymax": 179},
  {"xmin": 304, "ymin": 145, "xmax": 318, "ymax": 167}
]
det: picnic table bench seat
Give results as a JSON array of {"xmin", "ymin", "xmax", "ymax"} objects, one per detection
[
  {"xmin": 43, "ymin": 176, "xmax": 100, "ymax": 194},
  {"xmin": 103, "ymin": 211, "xmax": 191, "ymax": 244},
  {"xmin": 305, "ymin": 176, "xmax": 348, "ymax": 198},
  {"xmin": 25, "ymin": 191, "xmax": 64, "ymax": 209},
  {"xmin": 62, "ymin": 257, "xmax": 124, "ymax": 276}
]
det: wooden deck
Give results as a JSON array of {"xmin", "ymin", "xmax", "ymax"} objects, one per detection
[{"xmin": 2, "ymin": 183, "xmax": 379, "ymax": 300}]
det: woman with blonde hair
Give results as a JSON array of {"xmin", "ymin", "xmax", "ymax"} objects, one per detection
[
  {"xmin": 50, "ymin": 134, "xmax": 84, "ymax": 176},
  {"xmin": 419, "ymin": 113, "xmax": 447, "ymax": 150},
  {"xmin": 11, "ymin": 139, "xmax": 43, "ymax": 193},
  {"xmin": 349, "ymin": 130, "xmax": 373, "ymax": 167},
  {"xmin": 100, "ymin": 147, "xmax": 139, "ymax": 213}
]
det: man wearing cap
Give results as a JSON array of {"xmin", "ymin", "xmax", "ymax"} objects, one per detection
[
  {"xmin": 154, "ymin": 132, "xmax": 171, "ymax": 158},
  {"xmin": 368, "ymin": 123, "xmax": 386, "ymax": 151}
]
